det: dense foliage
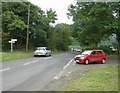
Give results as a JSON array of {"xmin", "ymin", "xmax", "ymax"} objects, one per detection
[
  {"xmin": 2, "ymin": 2, "xmax": 120, "ymax": 53},
  {"xmin": 2, "ymin": 2, "xmax": 71, "ymax": 51},
  {"xmin": 67, "ymin": 2, "xmax": 120, "ymax": 49}
]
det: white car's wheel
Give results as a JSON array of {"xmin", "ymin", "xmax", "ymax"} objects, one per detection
[
  {"xmin": 85, "ymin": 59, "xmax": 89, "ymax": 65},
  {"xmin": 101, "ymin": 58, "xmax": 106, "ymax": 64}
]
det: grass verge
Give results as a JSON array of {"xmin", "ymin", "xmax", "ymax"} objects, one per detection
[
  {"xmin": 58, "ymin": 65, "xmax": 118, "ymax": 91},
  {"xmin": 1, "ymin": 50, "xmax": 69, "ymax": 61},
  {"xmin": 107, "ymin": 54, "xmax": 119, "ymax": 59},
  {"xmin": 1, "ymin": 51, "xmax": 33, "ymax": 61}
]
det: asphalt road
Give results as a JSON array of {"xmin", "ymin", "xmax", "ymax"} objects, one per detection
[
  {"xmin": 2, "ymin": 52, "xmax": 118, "ymax": 91},
  {"xmin": 2, "ymin": 52, "xmax": 76, "ymax": 91}
]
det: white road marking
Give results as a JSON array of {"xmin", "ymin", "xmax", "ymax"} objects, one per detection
[
  {"xmin": 54, "ymin": 59, "xmax": 73, "ymax": 80},
  {"xmin": 1, "ymin": 60, "xmax": 39, "ymax": 72},
  {"xmin": 23, "ymin": 60, "xmax": 39, "ymax": 66},
  {"xmin": 43, "ymin": 57, "xmax": 52, "ymax": 59},
  {"xmin": 54, "ymin": 76, "xmax": 59, "ymax": 80},
  {"xmin": 0, "ymin": 68, "xmax": 10, "ymax": 72},
  {"xmin": 62, "ymin": 59, "xmax": 73, "ymax": 70},
  {"xmin": 32, "ymin": 60, "xmax": 39, "ymax": 62},
  {"xmin": 74, "ymin": 60, "xmax": 76, "ymax": 63}
]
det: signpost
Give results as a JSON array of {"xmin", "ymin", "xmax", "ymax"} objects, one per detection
[
  {"xmin": 11, "ymin": 39, "xmax": 17, "ymax": 42},
  {"xmin": 8, "ymin": 39, "xmax": 17, "ymax": 53}
]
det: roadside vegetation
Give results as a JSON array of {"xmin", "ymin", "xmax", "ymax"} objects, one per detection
[
  {"xmin": 1, "ymin": 51, "xmax": 33, "ymax": 61},
  {"xmin": 59, "ymin": 65, "xmax": 118, "ymax": 91},
  {"xmin": 2, "ymin": 2, "xmax": 71, "ymax": 52},
  {"xmin": 1, "ymin": 45, "xmax": 118, "ymax": 61},
  {"xmin": 68, "ymin": 2, "xmax": 119, "ymax": 49},
  {"xmin": 2, "ymin": 2, "xmax": 120, "ymax": 52},
  {"xmin": 107, "ymin": 54, "xmax": 118, "ymax": 59}
]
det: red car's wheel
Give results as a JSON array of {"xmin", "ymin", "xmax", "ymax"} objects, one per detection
[
  {"xmin": 85, "ymin": 59, "xmax": 89, "ymax": 65},
  {"xmin": 101, "ymin": 58, "xmax": 106, "ymax": 64}
]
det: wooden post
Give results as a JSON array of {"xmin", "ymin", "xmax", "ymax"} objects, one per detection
[
  {"xmin": 26, "ymin": 2, "xmax": 30, "ymax": 52},
  {"xmin": 11, "ymin": 40, "xmax": 13, "ymax": 53}
]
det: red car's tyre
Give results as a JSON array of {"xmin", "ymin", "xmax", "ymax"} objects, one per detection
[
  {"xmin": 85, "ymin": 59, "xmax": 89, "ymax": 65},
  {"xmin": 101, "ymin": 58, "xmax": 106, "ymax": 64}
]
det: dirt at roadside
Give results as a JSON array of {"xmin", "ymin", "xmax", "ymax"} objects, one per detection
[{"xmin": 41, "ymin": 58, "xmax": 118, "ymax": 91}]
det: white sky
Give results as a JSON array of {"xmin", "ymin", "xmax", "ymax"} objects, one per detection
[{"xmin": 28, "ymin": 0, "xmax": 76, "ymax": 25}]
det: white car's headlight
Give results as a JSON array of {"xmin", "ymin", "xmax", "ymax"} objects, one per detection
[{"xmin": 80, "ymin": 57, "xmax": 85, "ymax": 59}]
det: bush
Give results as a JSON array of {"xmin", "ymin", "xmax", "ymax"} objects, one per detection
[
  {"xmin": 98, "ymin": 46, "xmax": 113, "ymax": 54},
  {"xmin": 82, "ymin": 46, "xmax": 117, "ymax": 55}
]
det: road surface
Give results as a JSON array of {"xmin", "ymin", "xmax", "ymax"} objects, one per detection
[{"xmin": 1, "ymin": 52, "xmax": 118, "ymax": 91}]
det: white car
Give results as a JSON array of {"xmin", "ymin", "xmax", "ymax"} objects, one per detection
[
  {"xmin": 75, "ymin": 48, "xmax": 82, "ymax": 52},
  {"xmin": 34, "ymin": 47, "xmax": 51, "ymax": 57},
  {"xmin": 73, "ymin": 48, "xmax": 82, "ymax": 52}
]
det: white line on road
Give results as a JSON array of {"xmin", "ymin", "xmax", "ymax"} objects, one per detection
[
  {"xmin": 43, "ymin": 57, "xmax": 52, "ymax": 59},
  {"xmin": 23, "ymin": 60, "xmax": 39, "ymax": 66},
  {"xmin": 62, "ymin": 59, "xmax": 73, "ymax": 70},
  {"xmin": 54, "ymin": 59, "xmax": 73, "ymax": 80},
  {"xmin": 32, "ymin": 60, "xmax": 39, "ymax": 62},
  {"xmin": 0, "ymin": 68, "xmax": 10, "ymax": 72}
]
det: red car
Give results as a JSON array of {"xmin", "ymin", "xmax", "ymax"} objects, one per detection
[{"xmin": 74, "ymin": 50, "xmax": 106, "ymax": 65}]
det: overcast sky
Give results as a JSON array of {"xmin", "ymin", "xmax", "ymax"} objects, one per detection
[{"xmin": 28, "ymin": 0, "xmax": 76, "ymax": 25}]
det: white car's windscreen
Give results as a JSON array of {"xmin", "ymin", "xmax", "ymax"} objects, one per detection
[{"xmin": 36, "ymin": 47, "xmax": 46, "ymax": 50}]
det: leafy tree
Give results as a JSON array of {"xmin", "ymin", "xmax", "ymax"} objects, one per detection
[
  {"xmin": 55, "ymin": 23, "xmax": 71, "ymax": 51},
  {"xmin": 46, "ymin": 8, "xmax": 57, "ymax": 24},
  {"xmin": 67, "ymin": 2, "xmax": 119, "ymax": 48},
  {"xmin": 2, "ymin": 10, "xmax": 27, "ymax": 49},
  {"xmin": 48, "ymin": 27, "xmax": 57, "ymax": 51},
  {"xmin": 2, "ymin": 2, "xmax": 57, "ymax": 50}
]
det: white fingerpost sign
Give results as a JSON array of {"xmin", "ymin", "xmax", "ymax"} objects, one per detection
[
  {"xmin": 11, "ymin": 39, "xmax": 17, "ymax": 42},
  {"xmin": 8, "ymin": 39, "xmax": 17, "ymax": 53}
]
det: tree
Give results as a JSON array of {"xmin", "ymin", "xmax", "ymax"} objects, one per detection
[
  {"xmin": 67, "ymin": 2, "xmax": 119, "ymax": 48},
  {"xmin": 48, "ymin": 27, "xmax": 57, "ymax": 51},
  {"xmin": 2, "ymin": 10, "xmax": 27, "ymax": 49},
  {"xmin": 2, "ymin": 2, "xmax": 57, "ymax": 50},
  {"xmin": 55, "ymin": 23, "xmax": 71, "ymax": 51},
  {"xmin": 46, "ymin": 8, "xmax": 57, "ymax": 24}
]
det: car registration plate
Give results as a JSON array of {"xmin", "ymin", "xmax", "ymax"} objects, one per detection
[{"xmin": 38, "ymin": 52, "xmax": 42, "ymax": 54}]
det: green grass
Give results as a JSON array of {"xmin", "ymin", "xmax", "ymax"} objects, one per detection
[
  {"xmin": 69, "ymin": 45, "xmax": 81, "ymax": 49},
  {"xmin": 1, "ymin": 51, "xmax": 34, "ymax": 61},
  {"xmin": 107, "ymin": 54, "xmax": 119, "ymax": 59},
  {"xmin": 58, "ymin": 65, "xmax": 118, "ymax": 91},
  {"xmin": 1, "ymin": 50, "xmax": 69, "ymax": 61}
]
